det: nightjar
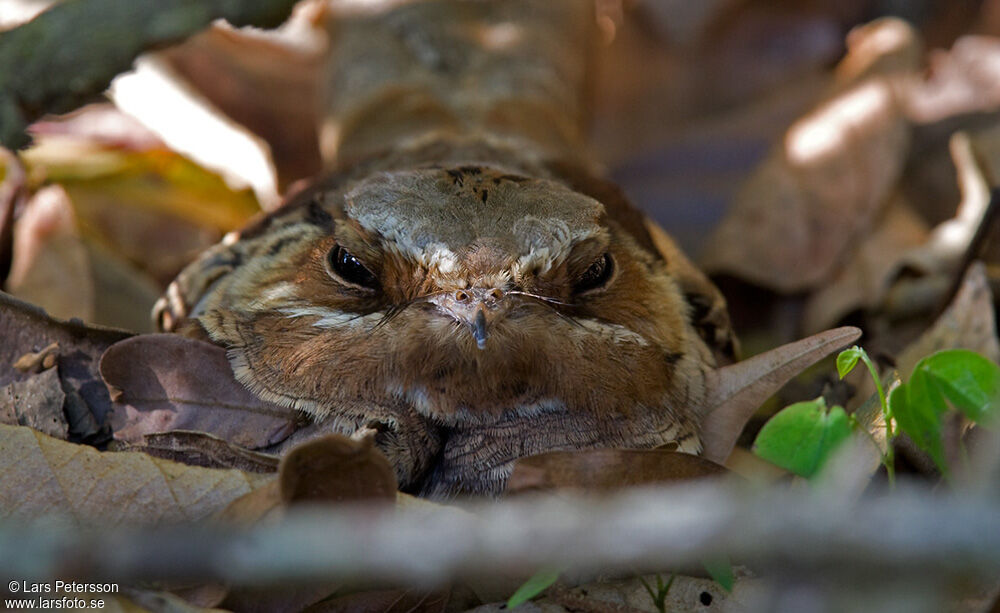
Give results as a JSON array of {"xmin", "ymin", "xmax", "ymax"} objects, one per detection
[{"xmin": 154, "ymin": 0, "xmax": 737, "ymax": 497}]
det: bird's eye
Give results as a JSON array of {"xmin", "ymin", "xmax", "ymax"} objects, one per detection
[
  {"xmin": 573, "ymin": 252, "xmax": 614, "ymax": 294},
  {"xmin": 327, "ymin": 245, "xmax": 379, "ymax": 290}
]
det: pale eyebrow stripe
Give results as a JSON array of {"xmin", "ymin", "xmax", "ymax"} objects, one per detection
[{"xmin": 278, "ymin": 306, "xmax": 384, "ymax": 329}]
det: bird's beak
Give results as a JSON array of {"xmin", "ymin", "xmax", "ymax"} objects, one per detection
[{"xmin": 430, "ymin": 288, "xmax": 507, "ymax": 350}]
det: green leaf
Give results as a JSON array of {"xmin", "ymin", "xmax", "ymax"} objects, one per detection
[
  {"xmin": 890, "ymin": 370, "xmax": 948, "ymax": 475},
  {"xmin": 837, "ymin": 347, "xmax": 863, "ymax": 379},
  {"xmin": 507, "ymin": 568, "xmax": 560, "ymax": 609},
  {"xmin": 702, "ymin": 556, "xmax": 734, "ymax": 592},
  {"xmin": 916, "ymin": 350, "xmax": 1000, "ymax": 427},
  {"xmin": 752, "ymin": 398, "xmax": 854, "ymax": 478}
]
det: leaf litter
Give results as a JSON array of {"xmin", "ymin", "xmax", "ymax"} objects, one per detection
[{"xmin": 2, "ymin": 2, "xmax": 1000, "ymax": 612}]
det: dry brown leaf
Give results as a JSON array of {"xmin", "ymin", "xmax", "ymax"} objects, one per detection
[
  {"xmin": 19, "ymin": 105, "xmax": 262, "ymax": 286},
  {"xmin": 101, "ymin": 334, "xmax": 300, "ymax": 450},
  {"xmin": 0, "ymin": 423, "xmax": 271, "ymax": 524},
  {"xmin": 802, "ymin": 193, "xmax": 929, "ymax": 333},
  {"xmin": 896, "ymin": 261, "xmax": 1000, "ymax": 377},
  {"xmin": 5, "ymin": 184, "xmax": 95, "ymax": 322},
  {"xmin": 279, "ymin": 434, "xmax": 397, "ymax": 505},
  {"xmin": 895, "ymin": 132, "xmax": 991, "ymax": 279},
  {"xmin": 506, "ymin": 449, "xmax": 728, "ymax": 495},
  {"xmin": 3, "ymin": 180, "xmax": 160, "ymax": 331},
  {"xmin": 0, "ymin": 367, "xmax": 68, "ymax": 439},
  {"xmin": 900, "ymin": 35, "xmax": 1000, "ymax": 124},
  {"xmin": 700, "ymin": 19, "xmax": 917, "ymax": 292},
  {"xmin": 0, "ymin": 290, "xmax": 131, "ymax": 441},
  {"xmin": 161, "ymin": 23, "xmax": 325, "ymax": 191},
  {"xmin": 699, "ymin": 326, "xmax": 862, "ymax": 464},
  {"xmin": 119, "ymin": 431, "xmax": 280, "ymax": 474}
]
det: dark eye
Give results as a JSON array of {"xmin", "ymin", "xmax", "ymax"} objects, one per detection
[
  {"xmin": 327, "ymin": 245, "xmax": 379, "ymax": 290},
  {"xmin": 573, "ymin": 252, "xmax": 613, "ymax": 294}
]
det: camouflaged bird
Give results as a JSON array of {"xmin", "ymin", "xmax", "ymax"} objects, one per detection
[{"xmin": 154, "ymin": 0, "xmax": 738, "ymax": 497}]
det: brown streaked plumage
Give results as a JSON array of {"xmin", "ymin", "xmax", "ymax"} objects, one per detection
[{"xmin": 154, "ymin": 0, "xmax": 737, "ymax": 497}]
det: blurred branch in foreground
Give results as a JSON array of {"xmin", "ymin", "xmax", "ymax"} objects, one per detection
[
  {"xmin": 0, "ymin": 0, "xmax": 300, "ymax": 150},
  {"xmin": 2, "ymin": 480, "xmax": 1000, "ymax": 612}
]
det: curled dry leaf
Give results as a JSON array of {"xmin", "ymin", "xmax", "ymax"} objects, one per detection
[
  {"xmin": 700, "ymin": 19, "xmax": 917, "ymax": 292},
  {"xmin": 19, "ymin": 104, "xmax": 262, "ymax": 286},
  {"xmin": 506, "ymin": 449, "xmax": 728, "ymax": 495},
  {"xmin": 221, "ymin": 434, "xmax": 450, "ymax": 526},
  {"xmin": 101, "ymin": 334, "xmax": 301, "ymax": 450},
  {"xmin": 5, "ymin": 184, "xmax": 95, "ymax": 322},
  {"xmin": 279, "ymin": 434, "xmax": 397, "ymax": 505},
  {"xmin": 0, "ymin": 290, "xmax": 131, "ymax": 441},
  {"xmin": 699, "ymin": 326, "xmax": 863, "ymax": 464},
  {"xmin": 900, "ymin": 35, "xmax": 1000, "ymax": 124},
  {"xmin": 897, "ymin": 133, "xmax": 991, "ymax": 278},
  {"xmin": 0, "ymin": 424, "xmax": 271, "ymax": 524},
  {"xmin": 160, "ymin": 22, "xmax": 325, "ymax": 192}
]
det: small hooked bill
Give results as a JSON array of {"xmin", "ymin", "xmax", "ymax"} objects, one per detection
[
  {"xmin": 429, "ymin": 287, "xmax": 507, "ymax": 350},
  {"xmin": 471, "ymin": 309, "xmax": 489, "ymax": 349}
]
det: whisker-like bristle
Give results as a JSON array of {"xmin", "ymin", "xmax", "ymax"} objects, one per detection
[
  {"xmin": 508, "ymin": 290, "xmax": 583, "ymax": 327},
  {"xmin": 507, "ymin": 290, "xmax": 576, "ymax": 307}
]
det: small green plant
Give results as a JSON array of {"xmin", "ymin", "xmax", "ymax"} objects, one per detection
[
  {"xmin": 702, "ymin": 555, "xmax": 735, "ymax": 592},
  {"xmin": 753, "ymin": 347, "xmax": 1000, "ymax": 482},
  {"xmin": 507, "ymin": 567, "xmax": 561, "ymax": 609},
  {"xmin": 639, "ymin": 573, "xmax": 675, "ymax": 613}
]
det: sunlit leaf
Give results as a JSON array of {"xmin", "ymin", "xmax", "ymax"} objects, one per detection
[
  {"xmin": 752, "ymin": 398, "xmax": 854, "ymax": 478},
  {"xmin": 507, "ymin": 568, "xmax": 560, "ymax": 609},
  {"xmin": 916, "ymin": 350, "xmax": 1000, "ymax": 427},
  {"xmin": 889, "ymin": 371, "xmax": 948, "ymax": 475},
  {"xmin": 702, "ymin": 556, "xmax": 734, "ymax": 592},
  {"xmin": 837, "ymin": 347, "xmax": 862, "ymax": 379}
]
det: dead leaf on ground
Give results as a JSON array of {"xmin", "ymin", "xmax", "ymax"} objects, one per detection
[
  {"xmin": 802, "ymin": 193, "xmax": 929, "ymax": 333},
  {"xmin": 161, "ymin": 21, "xmax": 326, "ymax": 192},
  {"xmin": 5, "ymin": 184, "xmax": 95, "ymax": 322},
  {"xmin": 0, "ymin": 366, "xmax": 67, "ymax": 439},
  {"xmin": 699, "ymin": 326, "xmax": 862, "ymax": 464},
  {"xmin": 279, "ymin": 434, "xmax": 397, "ymax": 505},
  {"xmin": 890, "ymin": 262, "xmax": 1000, "ymax": 476},
  {"xmin": 19, "ymin": 104, "xmax": 262, "ymax": 286},
  {"xmin": 0, "ymin": 424, "xmax": 271, "ymax": 524},
  {"xmin": 3, "ymin": 180, "xmax": 161, "ymax": 331},
  {"xmin": 895, "ymin": 132, "xmax": 991, "ymax": 279},
  {"xmin": 0, "ymin": 290, "xmax": 131, "ymax": 441},
  {"xmin": 700, "ymin": 19, "xmax": 917, "ymax": 292},
  {"xmin": 506, "ymin": 449, "xmax": 728, "ymax": 495},
  {"xmin": 101, "ymin": 334, "xmax": 301, "ymax": 450},
  {"xmin": 896, "ymin": 262, "xmax": 1000, "ymax": 375},
  {"xmin": 900, "ymin": 35, "xmax": 1000, "ymax": 124},
  {"xmin": 115, "ymin": 431, "xmax": 280, "ymax": 474}
]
